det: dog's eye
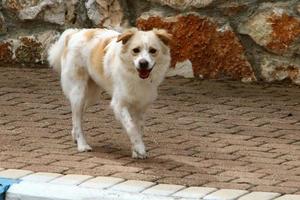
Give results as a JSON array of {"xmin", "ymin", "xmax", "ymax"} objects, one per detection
[
  {"xmin": 149, "ymin": 48, "xmax": 157, "ymax": 54},
  {"xmin": 132, "ymin": 48, "xmax": 140, "ymax": 53}
]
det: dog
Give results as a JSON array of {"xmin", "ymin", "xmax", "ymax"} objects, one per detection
[{"xmin": 47, "ymin": 28, "xmax": 171, "ymax": 158}]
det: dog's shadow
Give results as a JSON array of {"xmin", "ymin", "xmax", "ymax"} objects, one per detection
[{"xmin": 86, "ymin": 141, "xmax": 222, "ymax": 186}]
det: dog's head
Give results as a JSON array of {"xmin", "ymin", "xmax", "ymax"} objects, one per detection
[{"xmin": 117, "ymin": 28, "xmax": 172, "ymax": 79}]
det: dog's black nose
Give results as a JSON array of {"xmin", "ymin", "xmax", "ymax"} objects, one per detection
[{"xmin": 139, "ymin": 59, "xmax": 149, "ymax": 69}]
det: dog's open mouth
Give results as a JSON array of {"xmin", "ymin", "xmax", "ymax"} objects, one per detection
[{"xmin": 137, "ymin": 68, "xmax": 152, "ymax": 79}]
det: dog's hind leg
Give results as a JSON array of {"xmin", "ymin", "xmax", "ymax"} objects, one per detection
[
  {"xmin": 61, "ymin": 67, "xmax": 92, "ymax": 152},
  {"xmin": 70, "ymin": 84, "xmax": 92, "ymax": 152},
  {"xmin": 111, "ymin": 99, "xmax": 146, "ymax": 159}
]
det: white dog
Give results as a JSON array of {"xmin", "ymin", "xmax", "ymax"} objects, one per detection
[{"xmin": 47, "ymin": 28, "xmax": 171, "ymax": 158}]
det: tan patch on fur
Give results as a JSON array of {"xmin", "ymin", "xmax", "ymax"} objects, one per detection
[
  {"xmin": 84, "ymin": 29, "xmax": 102, "ymax": 41},
  {"xmin": 62, "ymin": 48, "xmax": 68, "ymax": 59},
  {"xmin": 153, "ymin": 29, "xmax": 172, "ymax": 46},
  {"xmin": 63, "ymin": 32, "xmax": 77, "ymax": 59},
  {"xmin": 90, "ymin": 36, "xmax": 115, "ymax": 78},
  {"xmin": 85, "ymin": 78, "xmax": 100, "ymax": 107},
  {"xmin": 75, "ymin": 67, "xmax": 87, "ymax": 80},
  {"xmin": 117, "ymin": 28, "xmax": 137, "ymax": 44}
]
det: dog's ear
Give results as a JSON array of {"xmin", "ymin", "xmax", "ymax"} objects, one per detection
[
  {"xmin": 117, "ymin": 28, "xmax": 137, "ymax": 45},
  {"xmin": 154, "ymin": 29, "xmax": 172, "ymax": 46}
]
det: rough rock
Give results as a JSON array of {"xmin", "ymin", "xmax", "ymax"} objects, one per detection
[
  {"xmin": 147, "ymin": 0, "xmax": 214, "ymax": 10},
  {"xmin": 0, "ymin": 12, "xmax": 7, "ymax": 34},
  {"xmin": 85, "ymin": 0, "xmax": 126, "ymax": 28},
  {"xmin": 0, "ymin": 30, "xmax": 59, "ymax": 65},
  {"xmin": 239, "ymin": 4, "xmax": 300, "ymax": 56},
  {"xmin": 166, "ymin": 60, "xmax": 194, "ymax": 78},
  {"xmin": 2, "ymin": 0, "xmax": 26, "ymax": 12},
  {"xmin": 0, "ymin": 41, "xmax": 13, "ymax": 64},
  {"xmin": 260, "ymin": 55, "xmax": 300, "ymax": 85},
  {"xmin": 36, "ymin": 30, "xmax": 60, "ymax": 61},
  {"xmin": 217, "ymin": 1, "xmax": 250, "ymax": 17},
  {"xmin": 41, "ymin": 1, "xmax": 66, "ymax": 25},
  {"xmin": 296, "ymin": 3, "xmax": 300, "ymax": 15},
  {"xmin": 1, "ymin": 0, "xmax": 300, "ymax": 85},
  {"xmin": 137, "ymin": 13, "xmax": 256, "ymax": 81},
  {"xmin": 3, "ymin": 0, "xmax": 80, "ymax": 26},
  {"xmin": 18, "ymin": 0, "xmax": 56, "ymax": 20}
]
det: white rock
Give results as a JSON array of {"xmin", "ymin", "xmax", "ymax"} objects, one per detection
[{"xmin": 167, "ymin": 60, "xmax": 194, "ymax": 78}]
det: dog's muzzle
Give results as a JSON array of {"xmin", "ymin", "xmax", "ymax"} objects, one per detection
[{"xmin": 137, "ymin": 59, "xmax": 154, "ymax": 79}]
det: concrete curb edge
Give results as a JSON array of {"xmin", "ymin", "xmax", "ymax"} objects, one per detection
[{"xmin": 0, "ymin": 169, "xmax": 299, "ymax": 200}]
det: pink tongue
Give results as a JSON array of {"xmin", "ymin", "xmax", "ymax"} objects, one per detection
[{"xmin": 138, "ymin": 69, "xmax": 151, "ymax": 79}]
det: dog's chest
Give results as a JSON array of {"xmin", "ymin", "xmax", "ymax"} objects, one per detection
[{"xmin": 121, "ymin": 80, "xmax": 157, "ymax": 107}]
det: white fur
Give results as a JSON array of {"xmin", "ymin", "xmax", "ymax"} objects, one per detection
[{"xmin": 48, "ymin": 28, "xmax": 171, "ymax": 158}]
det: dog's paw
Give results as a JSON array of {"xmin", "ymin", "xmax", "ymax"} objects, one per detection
[
  {"xmin": 132, "ymin": 150, "xmax": 147, "ymax": 159},
  {"xmin": 132, "ymin": 145, "xmax": 147, "ymax": 159},
  {"xmin": 71, "ymin": 132, "xmax": 76, "ymax": 143},
  {"xmin": 77, "ymin": 144, "xmax": 92, "ymax": 152}
]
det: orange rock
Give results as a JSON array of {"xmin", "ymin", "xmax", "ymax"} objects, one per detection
[
  {"xmin": 137, "ymin": 14, "xmax": 256, "ymax": 81},
  {"xmin": 238, "ymin": 7, "xmax": 300, "ymax": 56},
  {"xmin": 260, "ymin": 55, "xmax": 300, "ymax": 85},
  {"xmin": 0, "ymin": 41, "xmax": 13, "ymax": 64},
  {"xmin": 267, "ymin": 13, "xmax": 300, "ymax": 54}
]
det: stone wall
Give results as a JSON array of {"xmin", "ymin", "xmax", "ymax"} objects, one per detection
[{"xmin": 0, "ymin": 0, "xmax": 300, "ymax": 84}]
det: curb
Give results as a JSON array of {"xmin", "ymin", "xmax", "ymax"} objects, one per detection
[{"xmin": 0, "ymin": 169, "xmax": 299, "ymax": 200}]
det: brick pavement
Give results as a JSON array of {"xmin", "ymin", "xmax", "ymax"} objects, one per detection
[{"xmin": 0, "ymin": 67, "xmax": 299, "ymax": 194}]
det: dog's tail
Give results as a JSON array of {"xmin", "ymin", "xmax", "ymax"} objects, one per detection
[{"xmin": 47, "ymin": 29, "xmax": 78, "ymax": 73}]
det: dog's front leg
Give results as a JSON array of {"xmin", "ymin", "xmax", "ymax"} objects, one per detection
[
  {"xmin": 112, "ymin": 102, "xmax": 146, "ymax": 159},
  {"xmin": 135, "ymin": 110, "xmax": 145, "ymax": 137}
]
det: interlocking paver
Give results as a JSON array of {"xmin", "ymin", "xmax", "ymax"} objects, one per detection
[
  {"xmin": 0, "ymin": 169, "xmax": 33, "ymax": 179},
  {"xmin": 0, "ymin": 67, "xmax": 300, "ymax": 194},
  {"xmin": 112, "ymin": 172, "xmax": 160, "ymax": 182},
  {"xmin": 204, "ymin": 182, "xmax": 252, "ymax": 191}
]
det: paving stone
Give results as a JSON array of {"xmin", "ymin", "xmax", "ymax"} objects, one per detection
[
  {"xmin": 111, "ymin": 180, "xmax": 156, "ymax": 193},
  {"xmin": 142, "ymin": 184, "xmax": 185, "ymax": 196},
  {"xmin": 204, "ymin": 189, "xmax": 249, "ymax": 200},
  {"xmin": 274, "ymin": 195, "xmax": 300, "ymax": 200},
  {"xmin": 250, "ymin": 185, "xmax": 299, "ymax": 194},
  {"xmin": 172, "ymin": 186, "xmax": 217, "ymax": 199},
  {"xmin": 21, "ymin": 164, "xmax": 69, "ymax": 174},
  {"xmin": 238, "ymin": 192, "xmax": 281, "ymax": 200},
  {"xmin": 1, "ymin": 68, "xmax": 300, "ymax": 194},
  {"xmin": 49, "ymin": 174, "xmax": 93, "ymax": 185},
  {"xmin": 0, "ymin": 161, "xmax": 28, "ymax": 169},
  {"xmin": 203, "ymin": 182, "xmax": 252, "ymax": 191},
  {"xmin": 111, "ymin": 172, "xmax": 159, "ymax": 182},
  {"xmin": 79, "ymin": 176, "xmax": 125, "ymax": 189},
  {"xmin": 0, "ymin": 169, "xmax": 33, "ymax": 179},
  {"xmin": 21, "ymin": 172, "xmax": 62, "ymax": 183}
]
